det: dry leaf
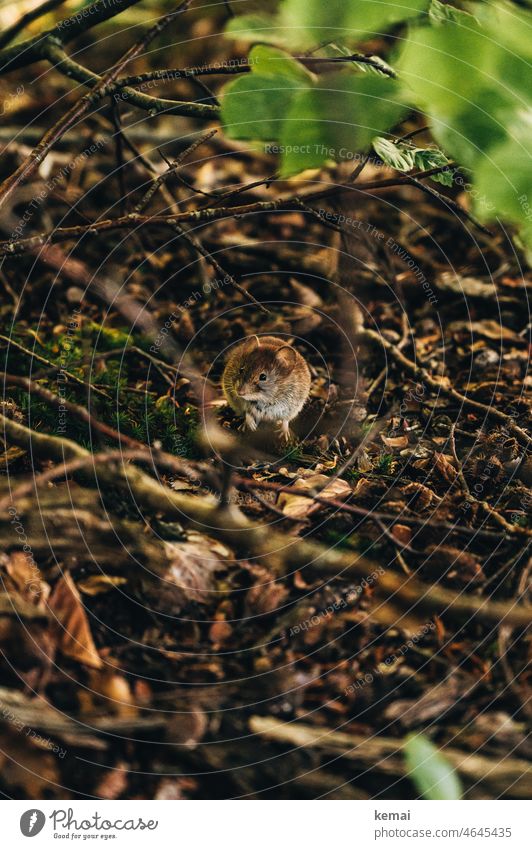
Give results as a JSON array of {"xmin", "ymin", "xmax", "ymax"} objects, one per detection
[
  {"xmin": 246, "ymin": 566, "xmax": 289, "ymax": 615},
  {"xmin": 77, "ymin": 574, "xmax": 127, "ymax": 596},
  {"xmin": 89, "ymin": 670, "xmax": 138, "ymax": 718},
  {"xmin": 391, "ymin": 524, "xmax": 412, "ymax": 546},
  {"xmin": 94, "ymin": 763, "xmax": 128, "ymax": 800},
  {"xmin": 403, "ymin": 481, "xmax": 439, "ymax": 510},
  {"xmin": 2, "ymin": 551, "xmax": 49, "ymax": 605},
  {"xmin": 381, "ymin": 435, "xmax": 409, "ymax": 450},
  {"xmin": 433, "ymin": 452, "xmax": 458, "ymax": 484},
  {"xmin": 277, "ymin": 474, "xmax": 351, "ymax": 519},
  {"xmin": 437, "ymin": 272, "xmax": 497, "ymax": 299},
  {"xmin": 48, "ymin": 572, "xmax": 102, "ymax": 669},
  {"xmin": 209, "ymin": 619, "xmax": 232, "ymax": 645},
  {"xmin": 449, "ymin": 319, "xmax": 521, "ymax": 342},
  {"xmin": 143, "ymin": 532, "xmax": 231, "ymax": 614},
  {"xmin": 426, "ymin": 545, "xmax": 483, "ymax": 584}
]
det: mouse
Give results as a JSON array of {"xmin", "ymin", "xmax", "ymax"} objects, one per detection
[{"xmin": 222, "ymin": 335, "xmax": 311, "ymax": 442}]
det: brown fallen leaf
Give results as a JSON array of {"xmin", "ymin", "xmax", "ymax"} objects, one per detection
[
  {"xmin": 384, "ymin": 675, "xmax": 478, "ymax": 728},
  {"xmin": 48, "ymin": 571, "xmax": 102, "ymax": 669},
  {"xmin": 94, "ymin": 762, "xmax": 129, "ymax": 800},
  {"xmin": 437, "ymin": 272, "xmax": 497, "ymax": 299},
  {"xmin": 277, "ymin": 474, "xmax": 351, "ymax": 519},
  {"xmin": 381, "ymin": 435, "xmax": 409, "ymax": 450},
  {"xmin": 403, "ymin": 481, "xmax": 439, "ymax": 510},
  {"xmin": 143, "ymin": 531, "xmax": 231, "ymax": 615},
  {"xmin": 1, "ymin": 551, "xmax": 49, "ymax": 606},
  {"xmin": 88, "ymin": 670, "xmax": 138, "ymax": 718},
  {"xmin": 209, "ymin": 619, "xmax": 233, "ymax": 645},
  {"xmin": 245, "ymin": 565, "xmax": 289, "ymax": 615},
  {"xmin": 391, "ymin": 524, "xmax": 412, "ymax": 546},
  {"xmin": 433, "ymin": 452, "xmax": 458, "ymax": 484},
  {"xmin": 449, "ymin": 319, "xmax": 521, "ymax": 342},
  {"xmin": 425, "ymin": 545, "xmax": 483, "ymax": 584},
  {"xmin": 77, "ymin": 574, "xmax": 127, "ymax": 596}
]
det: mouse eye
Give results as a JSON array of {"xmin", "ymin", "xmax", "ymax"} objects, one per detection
[
  {"xmin": 239, "ymin": 366, "xmax": 245, "ymax": 374},
  {"xmin": 259, "ymin": 372, "xmax": 267, "ymax": 381}
]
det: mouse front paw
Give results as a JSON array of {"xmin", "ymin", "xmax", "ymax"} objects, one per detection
[
  {"xmin": 277, "ymin": 420, "xmax": 294, "ymax": 444},
  {"xmin": 238, "ymin": 413, "xmax": 258, "ymax": 433}
]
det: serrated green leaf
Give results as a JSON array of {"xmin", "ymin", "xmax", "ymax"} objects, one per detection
[{"xmin": 404, "ymin": 734, "xmax": 462, "ymax": 800}]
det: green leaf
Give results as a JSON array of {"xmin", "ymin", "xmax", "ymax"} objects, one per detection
[
  {"xmin": 398, "ymin": 1, "xmax": 532, "ymax": 248},
  {"xmin": 248, "ymin": 44, "xmax": 315, "ymax": 83},
  {"xmin": 429, "ymin": 0, "xmax": 476, "ymax": 27},
  {"xmin": 225, "ymin": 13, "xmax": 283, "ymax": 45},
  {"xmin": 404, "ymin": 734, "xmax": 462, "ymax": 800},
  {"xmin": 373, "ymin": 136, "xmax": 416, "ymax": 171},
  {"xmin": 372, "ymin": 139, "xmax": 452, "ymax": 184},
  {"xmin": 279, "ymin": 0, "xmax": 430, "ymax": 47},
  {"xmin": 280, "ymin": 74, "xmax": 407, "ymax": 175},
  {"xmin": 475, "ymin": 130, "xmax": 532, "ymax": 233},
  {"xmin": 221, "ymin": 73, "xmax": 307, "ymax": 142},
  {"xmin": 413, "ymin": 147, "xmax": 453, "ymax": 184}
]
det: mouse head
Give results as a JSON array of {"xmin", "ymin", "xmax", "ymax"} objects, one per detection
[{"xmin": 234, "ymin": 336, "xmax": 298, "ymax": 402}]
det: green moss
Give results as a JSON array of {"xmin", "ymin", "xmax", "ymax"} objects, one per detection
[
  {"xmin": 5, "ymin": 320, "xmax": 201, "ymax": 461},
  {"xmin": 376, "ymin": 453, "xmax": 394, "ymax": 475}
]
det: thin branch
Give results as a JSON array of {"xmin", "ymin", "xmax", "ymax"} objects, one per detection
[
  {"xmin": 361, "ymin": 327, "xmax": 531, "ymax": 448},
  {"xmin": 134, "ymin": 129, "xmax": 218, "ymax": 213},
  {"xmin": 42, "ymin": 39, "xmax": 217, "ymax": 120},
  {"xmin": 235, "ymin": 476, "xmax": 524, "ymax": 543},
  {"xmin": 4, "ymin": 373, "xmax": 145, "ymax": 450},
  {"xmin": 0, "ymin": 0, "xmax": 142, "ymax": 73},
  {"xmin": 0, "ymin": 0, "xmax": 66, "ymax": 51},
  {"xmin": 0, "ymin": 1, "xmax": 194, "ymax": 212},
  {"xmin": 0, "ymin": 167, "xmax": 473, "ymax": 257},
  {"xmin": 1, "ymin": 412, "xmax": 530, "ymax": 629}
]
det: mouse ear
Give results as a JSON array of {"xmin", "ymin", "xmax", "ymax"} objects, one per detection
[
  {"xmin": 245, "ymin": 335, "xmax": 261, "ymax": 350},
  {"xmin": 274, "ymin": 345, "xmax": 297, "ymax": 368}
]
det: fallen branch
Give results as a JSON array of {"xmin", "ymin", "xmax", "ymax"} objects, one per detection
[
  {"xmin": 1, "ymin": 414, "xmax": 530, "ymax": 630},
  {"xmin": 249, "ymin": 716, "xmax": 532, "ymax": 798}
]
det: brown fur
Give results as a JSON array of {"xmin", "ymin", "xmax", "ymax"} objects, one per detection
[{"xmin": 222, "ymin": 335, "xmax": 311, "ymax": 439}]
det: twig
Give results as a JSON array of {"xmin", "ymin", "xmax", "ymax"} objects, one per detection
[
  {"xmin": 41, "ymin": 39, "xmax": 217, "ymax": 121},
  {"xmin": 361, "ymin": 327, "xmax": 531, "ymax": 448},
  {"xmin": 0, "ymin": 0, "xmax": 142, "ymax": 73},
  {"xmin": 0, "ymin": 448, "xmax": 149, "ymax": 514},
  {"xmin": 134, "ymin": 129, "xmax": 218, "ymax": 213},
  {"xmin": 115, "ymin": 52, "xmax": 396, "ymax": 90},
  {"xmin": 0, "ymin": 167, "xmax": 471, "ymax": 257},
  {"xmin": 0, "ymin": 333, "xmax": 108, "ymax": 397},
  {"xmin": 1, "ymin": 412, "xmax": 530, "ymax": 629},
  {"xmin": 4, "ymin": 373, "xmax": 145, "ymax": 450},
  {"xmin": 0, "ymin": 1, "xmax": 195, "ymax": 212},
  {"xmin": 170, "ymin": 220, "xmax": 268, "ymax": 313},
  {"xmin": 0, "ymin": 0, "xmax": 66, "ymax": 50},
  {"xmin": 234, "ymin": 477, "xmax": 511, "ymax": 546}
]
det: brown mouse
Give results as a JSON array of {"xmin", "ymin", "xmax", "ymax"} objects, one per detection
[{"xmin": 222, "ymin": 335, "xmax": 311, "ymax": 441}]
